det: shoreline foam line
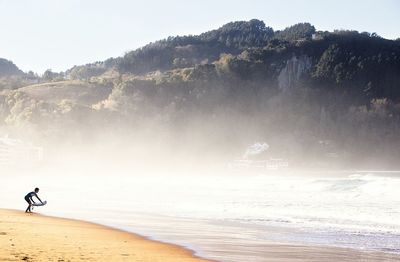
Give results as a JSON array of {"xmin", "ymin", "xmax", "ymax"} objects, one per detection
[{"xmin": 2, "ymin": 208, "xmax": 400, "ymax": 262}]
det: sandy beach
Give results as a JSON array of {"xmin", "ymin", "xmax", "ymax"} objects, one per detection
[
  {"xmin": 0, "ymin": 209, "xmax": 210, "ymax": 262},
  {"xmin": 1, "ymin": 209, "xmax": 400, "ymax": 262}
]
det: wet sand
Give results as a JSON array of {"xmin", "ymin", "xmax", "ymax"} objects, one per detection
[{"xmin": 1, "ymin": 209, "xmax": 400, "ymax": 262}]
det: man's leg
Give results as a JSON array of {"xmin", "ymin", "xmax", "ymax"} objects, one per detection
[{"xmin": 25, "ymin": 198, "xmax": 32, "ymax": 213}]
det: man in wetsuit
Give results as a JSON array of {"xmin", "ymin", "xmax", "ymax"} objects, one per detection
[{"xmin": 24, "ymin": 188, "xmax": 43, "ymax": 213}]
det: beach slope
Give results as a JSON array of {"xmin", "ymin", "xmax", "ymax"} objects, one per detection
[{"xmin": 0, "ymin": 209, "xmax": 210, "ymax": 262}]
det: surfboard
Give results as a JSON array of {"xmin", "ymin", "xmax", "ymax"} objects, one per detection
[{"xmin": 32, "ymin": 200, "xmax": 47, "ymax": 206}]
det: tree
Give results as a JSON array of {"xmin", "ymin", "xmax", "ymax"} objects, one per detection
[
  {"xmin": 275, "ymin": 23, "xmax": 316, "ymax": 41},
  {"xmin": 42, "ymin": 69, "xmax": 57, "ymax": 81},
  {"xmin": 0, "ymin": 58, "xmax": 23, "ymax": 76}
]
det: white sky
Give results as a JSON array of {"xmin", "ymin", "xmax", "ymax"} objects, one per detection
[{"xmin": 0, "ymin": 0, "xmax": 399, "ymax": 73}]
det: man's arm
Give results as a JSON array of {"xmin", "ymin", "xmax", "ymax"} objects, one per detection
[
  {"xmin": 36, "ymin": 196, "xmax": 43, "ymax": 204},
  {"xmin": 34, "ymin": 193, "xmax": 43, "ymax": 204}
]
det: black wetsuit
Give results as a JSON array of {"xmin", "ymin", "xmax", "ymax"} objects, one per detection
[{"xmin": 24, "ymin": 192, "xmax": 37, "ymax": 204}]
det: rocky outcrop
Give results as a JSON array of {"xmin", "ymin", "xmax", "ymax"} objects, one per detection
[{"xmin": 278, "ymin": 55, "xmax": 312, "ymax": 91}]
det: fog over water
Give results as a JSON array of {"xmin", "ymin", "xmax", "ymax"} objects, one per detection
[{"xmin": 2, "ymin": 149, "xmax": 400, "ymax": 262}]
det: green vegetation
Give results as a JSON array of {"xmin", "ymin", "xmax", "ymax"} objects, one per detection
[
  {"xmin": 117, "ymin": 19, "xmax": 274, "ymax": 74},
  {"xmin": 275, "ymin": 23, "xmax": 316, "ymax": 41},
  {"xmin": 0, "ymin": 19, "xmax": 400, "ymax": 168}
]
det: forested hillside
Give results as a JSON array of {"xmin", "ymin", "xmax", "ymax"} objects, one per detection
[
  {"xmin": 0, "ymin": 58, "xmax": 23, "ymax": 76},
  {"xmin": 1, "ymin": 19, "xmax": 400, "ymax": 168}
]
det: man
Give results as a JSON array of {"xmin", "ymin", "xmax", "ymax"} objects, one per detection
[{"xmin": 24, "ymin": 188, "xmax": 43, "ymax": 213}]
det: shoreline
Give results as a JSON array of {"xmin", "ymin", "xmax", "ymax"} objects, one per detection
[
  {"xmin": 1, "ymin": 209, "xmax": 400, "ymax": 262},
  {"xmin": 0, "ymin": 209, "xmax": 212, "ymax": 262}
]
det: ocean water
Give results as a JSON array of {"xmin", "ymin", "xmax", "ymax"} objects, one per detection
[{"xmin": 2, "ymin": 169, "xmax": 400, "ymax": 261}]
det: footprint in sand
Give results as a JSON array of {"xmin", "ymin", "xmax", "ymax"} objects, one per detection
[{"xmin": 0, "ymin": 232, "xmax": 7, "ymax": 235}]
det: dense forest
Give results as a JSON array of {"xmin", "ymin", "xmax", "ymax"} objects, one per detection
[{"xmin": 1, "ymin": 19, "xmax": 400, "ymax": 168}]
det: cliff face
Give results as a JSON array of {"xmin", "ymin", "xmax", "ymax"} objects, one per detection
[{"xmin": 278, "ymin": 55, "xmax": 312, "ymax": 91}]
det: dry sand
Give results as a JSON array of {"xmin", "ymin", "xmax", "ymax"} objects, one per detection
[
  {"xmin": 0, "ymin": 209, "xmax": 210, "ymax": 262},
  {"xmin": 1, "ymin": 209, "xmax": 400, "ymax": 262}
]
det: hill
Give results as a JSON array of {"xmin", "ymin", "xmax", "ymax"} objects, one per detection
[
  {"xmin": 0, "ymin": 58, "xmax": 23, "ymax": 76},
  {"xmin": 67, "ymin": 20, "xmax": 400, "ymax": 103},
  {"xmin": 1, "ymin": 20, "xmax": 400, "ymax": 168}
]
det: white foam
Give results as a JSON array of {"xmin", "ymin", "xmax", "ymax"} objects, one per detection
[{"xmin": 2, "ymin": 170, "xmax": 400, "ymax": 260}]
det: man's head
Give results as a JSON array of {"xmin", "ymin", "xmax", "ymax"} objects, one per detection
[{"xmin": 34, "ymin": 188, "xmax": 39, "ymax": 193}]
